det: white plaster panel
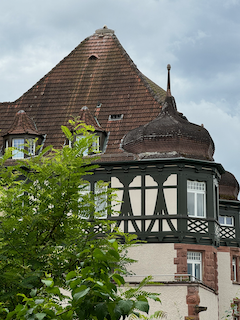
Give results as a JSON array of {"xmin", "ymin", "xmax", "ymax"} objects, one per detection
[
  {"xmin": 145, "ymin": 189, "xmax": 158, "ymax": 215},
  {"xmin": 111, "ymin": 190, "xmax": 123, "ymax": 215},
  {"xmin": 162, "ymin": 219, "xmax": 177, "ymax": 232},
  {"xmin": 129, "ymin": 175, "xmax": 141, "ymax": 187},
  {"xmin": 111, "ymin": 177, "xmax": 123, "ymax": 188},
  {"xmin": 145, "ymin": 219, "xmax": 159, "ymax": 232},
  {"xmin": 163, "ymin": 174, "xmax": 177, "ymax": 186},
  {"xmin": 218, "ymin": 251, "xmax": 240, "ymax": 319},
  {"xmin": 145, "ymin": 175, "xmax": 158, "ymax": 187},
  {"xmin": 118, "ymin": 221, "xmax": 124, "ymax": 232},
  {"xmin": 122, "ymin": 284, "xmax": 188, "ymax": 319},
  {"xmin": 129, "ymin": 190, "xmax": 141, "ymax": 215},
  {"xmin": 128, "ymin": 220, "xmax": 141, "ymax": 233},
  {"xmin": 163, "ymin": 188, "xmax": 177, "ymax": 214},
  {"xmin": 126, "ymin": 243, "xmax": 176, "ymax": 278},
  {"xmin": 199, "ymin": 286, "xmax": 218, "ymax": 320}
]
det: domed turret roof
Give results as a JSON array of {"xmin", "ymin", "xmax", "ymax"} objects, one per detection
[
  {"xmin": 219, "ymin": 171, "xmax": 239, "ymax": 201},
  {"xmin": 122, "ymin": 65, "xmax": 215, "ymax": 161}
]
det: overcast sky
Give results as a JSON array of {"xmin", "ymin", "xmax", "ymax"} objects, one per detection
[{"xmin": 1, "ymin": 0, "xmax": 240, "ymax": 187}]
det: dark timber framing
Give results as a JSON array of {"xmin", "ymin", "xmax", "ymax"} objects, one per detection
[{"xmin": 87, "ymin": 158, "xmax": 228, "ymax": 246}]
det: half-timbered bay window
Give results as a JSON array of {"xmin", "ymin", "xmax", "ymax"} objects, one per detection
[
  {"xmin": 187, "ymin": 251, "xmax": 202, "ymax": 281},
  {"xmin": 187, "ymin": 181, "xmax": 206, "ymax": 218}
]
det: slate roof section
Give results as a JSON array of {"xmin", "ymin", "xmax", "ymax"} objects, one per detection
[
  {"xmin": 2, "ymin": 110, "xmax": 40, "ymax": 136},
  {"xmin": 0, "ymin": 26, "xmax": 165, "ymax": 162}
]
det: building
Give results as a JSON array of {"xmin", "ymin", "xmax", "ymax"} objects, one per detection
[{"xmin": 1, "ymin": 26, "xmax": 240, "ymax": 319}]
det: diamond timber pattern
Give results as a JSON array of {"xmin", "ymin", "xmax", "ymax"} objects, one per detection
[
  {"xmin": 220, "ymin": 226, "xmax": 235, "ymax": 239},
  {"xmin": 187, "ymin": 219, "xmax": 208, "ymax": 233}
]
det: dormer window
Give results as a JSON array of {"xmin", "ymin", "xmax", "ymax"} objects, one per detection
[
  {"xmin": 2, "ymin": 110, "xmax": 43, "ymax": 160},
  {"xmin": 12, "ymin": 138, "xmax": 24, "ymax": 159},
  {"xmin": 75, "ymin": 134, "xmax": 101, "ymax": 156}
]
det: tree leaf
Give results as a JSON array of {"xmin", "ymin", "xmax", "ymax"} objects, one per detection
[
  {"xmin": 35, "ymin": 313, "xmax": 47, "ymax": 320},
  {"xmin": 111, "ymin": 274, "xmax": 125, "ymax": 286},
  {"xmin": 95, "ymin": 302, "xmax": 108, "ymax": 320},
  {"xmin": 118, "ymin": 300, "xmax": 134, "ymax": 315},
  {"xmin": 41, "ymin": 279, "xmax": 53, "ymax": 287},
  {"xmin": 73, "ymin": 287, "xmax": 90, "ymax": 301},
  {"xmin": 135, "ymin": 300, "xmax": 149, "ymax": 313}
]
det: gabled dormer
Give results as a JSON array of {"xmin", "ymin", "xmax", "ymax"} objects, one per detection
[
  {"xmin": 2, "ymin": 110, "xmax": 44, "ymax": 159},
  {"xmin": 70, "ymin": 106, "xmax": 107, "ymax": 155}
]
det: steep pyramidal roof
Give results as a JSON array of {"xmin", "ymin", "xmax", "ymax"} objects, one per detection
[
  {"xmin": 0, "ymin": 26, "xmax": 166, "ymax": 161},
  {"xmin": 2, "ymin": 110, "xmax": 40, "ymax": 136}
]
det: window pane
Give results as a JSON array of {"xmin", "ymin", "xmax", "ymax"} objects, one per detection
[
  {"xmin": 195, "ymin": 263, "xmax": 201, "ymax": 280},
  {"xmin": 197, "ymin": 193, "xmax": 204, "ymax": 217},
  {"xmin": 187, "ymin": 263, "xmax": 192, "ymax": 277},
  {"xmin": 12, "ymin": 138, "xmax": 24, "ymax": 159},
  {"xmin": 187, "ymin": 192, "xmax": 195, "ymax": 216},
  {"xmin": 28, "ymin": 139, "xmax": 35, "ymax": 155},
  {"xmin": 92, "ymin": 136, "xmax": 100, "ymax": 153},
  {"xmin": 226, "ymin": 217, "xmax": 233, "ymax": 226},
  {"xmin": 95, "ymin": 182, "xmax": 108, "ymax": 218},
  {"xmin": 76, "ymin": 135, "xmax": 88, "ymax": 156},
  {"xmin": 219, "ymin": 216, "xmax": 224, "ymax": 225}
]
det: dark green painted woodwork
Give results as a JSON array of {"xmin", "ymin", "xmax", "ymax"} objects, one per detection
[{"xmin": 87, "ymin": 158, "xmax": 238, "ymax": 247}]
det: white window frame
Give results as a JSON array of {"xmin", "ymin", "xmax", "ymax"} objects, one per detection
[
  {"xmin": 28, "ymin": 138, "xmax": 35, "ymax": 156},
  {"xmin": 78, "ymin": 183, "xmax": 91, "ymax": 219},
  {"xmin": 76, "ymin": 135, "xmax": 88, "ymax": 156},
  {"xmin": 219, "ymin": 216, "xmax": 234, "ymax": 226},
  {"xmin": 92, "ymin": 136, "xmax": 100, "ymax": 153},
  {"xmin": 12, "ymin": 138, "xmax": 24, "ymax": 159},
  {"xmin": 94, "ymin": 182, "xmax": 108, "ymax": 218},
  {"xmin": 233, "ymin": 257, "xmax": 237, "ymax": 282},
  {"xmin": 187, "ymin": 251, "xmax": 202, "ymax": 281},
  {"xmin": 187, "ymin": 180, "xmax": 206, "ymax": 218}
]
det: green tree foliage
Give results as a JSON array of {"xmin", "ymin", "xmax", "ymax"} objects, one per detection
[{"xmin": 0, "ymin": 121, "xmax": 162, "ymax": 319}]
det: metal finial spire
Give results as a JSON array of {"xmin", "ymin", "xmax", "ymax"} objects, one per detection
[{"xmin": 166, "ymin": 64, "xmax": 171, "ymax": 97}]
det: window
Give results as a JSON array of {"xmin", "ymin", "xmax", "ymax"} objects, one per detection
[
  {"xmin": 187, "ymin": 181, "xmax": 206, "ymax": 217},
  {"xmin": 76, "ymin": 135, "xmax": 88, "ymax": 156},
  {"xmin": 78, "ymin": 183, "xmax": 91, "ymax": 218},
  {"xmin": 12, "ymin": 138, "xmax": 24, "ymax": 159},
  {"xmin": 75, "ymin": 135, "xmax": 101, "ymax": 155},
  {"xmin": 187, "ymin": 251, "xmax": 202, "ymax": 281},
  {"xmin": 219, "ymin": 216, "xmax": 234, "ymax": 226},
  {"xmin": 108, "ymin": 114, "xmax": 123, "ymax": 121},
  {"xmin": 78, "ymin": 182, "xmax": 108, "ymax": 219},
  {"xmin": 92, "ymin": 136, "xmax": 100, "ymax": 153},
  {"xmin": 94, "ymin": 182, "xmax": 108, "ymax": 218},
  {"xmin": 232, "ymin": 257, "xmax": 239, "ymax": 282},
  {"xmin": 28, "ymin": 139, "xmax": 35, "ymax": 156}
]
